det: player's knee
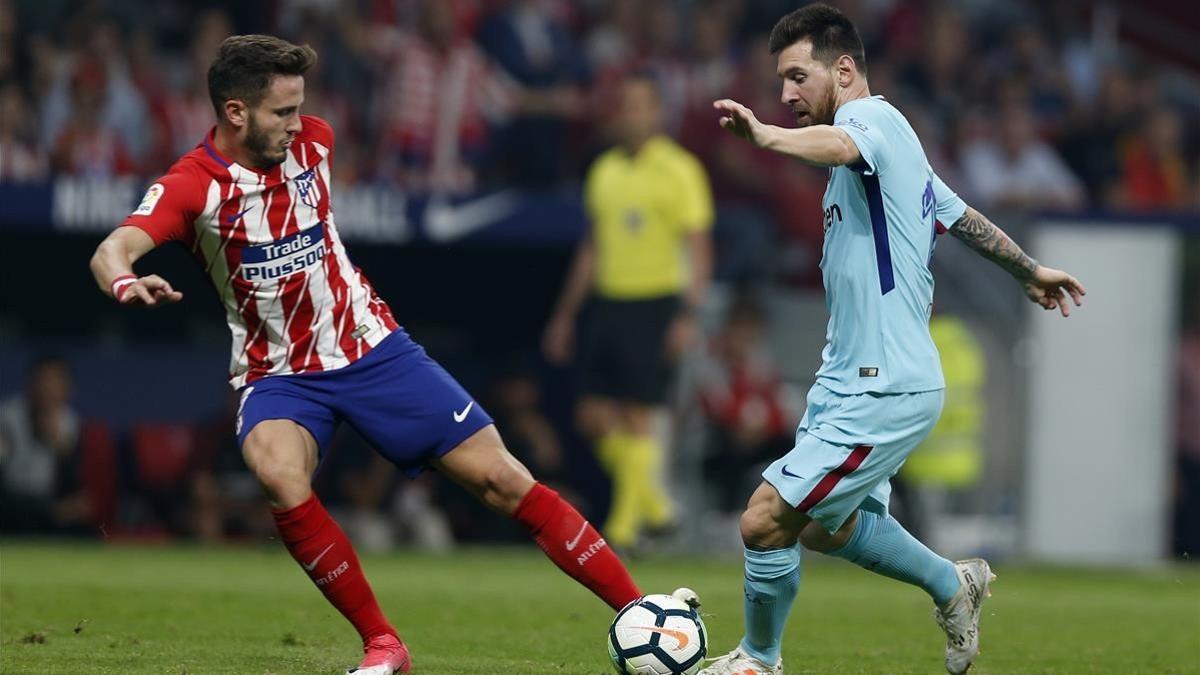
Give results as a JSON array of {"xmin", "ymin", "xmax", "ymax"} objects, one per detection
[
  {"xmin": 242, "ymin": 431, "xmax": 311, "ymax": 506},
  {"xmin": 479, "ymin": 454, "xmax": 535, "ymax": 515},
  {"xmin": 739, "ymin": 501, "xmax": 781, "ymax": 547}
]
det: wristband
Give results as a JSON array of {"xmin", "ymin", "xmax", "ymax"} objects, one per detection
[{"xmin": 110, "ymin": 275, "xmax": 137, "ymax": 301}]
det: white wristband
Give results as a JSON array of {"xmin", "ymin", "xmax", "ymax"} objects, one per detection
[{"xmin": 111, "ymin": 275, "xmax": 137, "ymax": 301}]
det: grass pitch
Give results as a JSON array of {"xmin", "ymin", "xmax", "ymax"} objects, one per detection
[{"xmin": 1, "ymin": 541, "xmax": 1197, "ymax": 674}]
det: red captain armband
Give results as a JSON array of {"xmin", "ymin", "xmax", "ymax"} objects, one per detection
[{"xmin": 110, "ymin": 275, "xmax": 137, "ymax": 301}]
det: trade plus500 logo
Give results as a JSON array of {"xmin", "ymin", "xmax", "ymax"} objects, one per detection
[{"xmin": 240, "ymin": 223, "xmax": 327, "ymax": 281}]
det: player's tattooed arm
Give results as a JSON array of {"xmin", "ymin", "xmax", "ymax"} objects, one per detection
[{"xmin": 949, "ymin": 207, "xmax": 1038, "ymax": 280}]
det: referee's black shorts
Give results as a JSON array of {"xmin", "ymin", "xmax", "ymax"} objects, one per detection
[{"xmin": 577, "ymin": 294, "xmax": 681, "ymax": 405}]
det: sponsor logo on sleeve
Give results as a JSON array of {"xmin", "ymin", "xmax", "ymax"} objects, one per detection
[
  {"xmin": 240, "ymin": 222, "xmax": 327, "ymax": 281},
  {"xmin": 836, "ymin": 118, "xmax": 869, "ymax": 132},
  {"xmin": 132, "ymin": 183, "xmax": 165, "ymax": 216}
]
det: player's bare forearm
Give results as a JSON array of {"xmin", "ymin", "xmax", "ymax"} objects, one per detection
[
  {"xmin": 949, "ymin": 207, "xmax": 1038, "ymax": 281},
  {"xmin": 90, "ymin": 227, "xmax": 181, "ymax": 306},
  {"xmin": 90, "ymin": 227, "xmax": 153, "ymax": 294},
  {"xmin": 761, "ymin": 125, "xmax": 861, "ymax": 167},
  {"xmin": 713, "ymin": 99, "xmax": 860, "ymax": 167}
]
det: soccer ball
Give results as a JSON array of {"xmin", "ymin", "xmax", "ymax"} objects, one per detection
[{"xmin": 607, "ymin": 594, "xmax": 708, "ymax": 675}]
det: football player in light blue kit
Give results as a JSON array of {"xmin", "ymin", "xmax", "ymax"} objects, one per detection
[{"xmin": 700, "ymin": 5, "xmax": 1086, "ymax": 675}]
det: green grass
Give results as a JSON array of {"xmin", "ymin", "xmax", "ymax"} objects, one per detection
[{"xmin": 1, "ymin": 542, "xmax": 1198, "ymax": 674}]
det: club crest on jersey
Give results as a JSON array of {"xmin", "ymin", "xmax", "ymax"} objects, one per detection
[
  {"xmin": 294, "ymin": 167, "xmax": 319, "ymax": 209},
  {"xmin": 240, "ymin": 222, "xmax": 327, "ymax": 281}
]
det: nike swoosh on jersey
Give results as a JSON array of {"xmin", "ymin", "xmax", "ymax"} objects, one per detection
[{"xmin": 226, "ymin": 206, "xmax": 255, "ymax": 223}]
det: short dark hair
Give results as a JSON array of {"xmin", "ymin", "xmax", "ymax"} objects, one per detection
[
  {"xmin": 768, "ymin": 3, "xmax": 867, "ymax": 76},
  {"xmin": 207, "ymin": 35, "xmax": 317, "ymax": 118}
]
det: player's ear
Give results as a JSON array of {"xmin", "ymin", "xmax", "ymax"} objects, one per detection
[
  {"xmin": 223, "ymin": 99, "xmax": 248, "ymax": 129},
  {"xmin": 835, "ymin": 54, "xmax": 856, "ymax": 87}
]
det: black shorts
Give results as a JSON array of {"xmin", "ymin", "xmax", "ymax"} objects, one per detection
[{"xmin": 577, "ymin": 294, "xmax": 681, "ymax": 405}]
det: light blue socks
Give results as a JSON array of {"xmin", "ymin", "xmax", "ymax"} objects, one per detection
[
  {"xmin": 738, "ymin": 543, "xmax": 801, "ymax": 665},
  {"xmin": 828, "ymin": 509, "xmax": 960, "ymax": 605}
]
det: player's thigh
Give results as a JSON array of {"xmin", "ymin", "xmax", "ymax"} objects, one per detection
[
  {"xmin": 432, "ymin": 425, "xmax": 534, "ymax": 515},
  {"xmin": 764, "ymin": 389, "xmax": 943, "ymax": 535},
  {"xmin": 336, "ymin": 335, "xmax": 496, "ymax": 479},
  {"xmin": 236, "ymin": 380, "xmax": 335, "ymax": 481}
]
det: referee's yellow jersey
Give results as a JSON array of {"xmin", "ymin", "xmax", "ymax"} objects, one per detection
[{"xmin": 584, "ymin": 135, "xmax": 714, "ymax": 300}]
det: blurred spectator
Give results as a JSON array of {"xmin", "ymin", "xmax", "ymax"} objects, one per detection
[
  {"xmin": 1058, "ymin": 66, "xmax": 1141, "ymax": 204},
  {"xmin": 960, "ymin": 103, "xmax": 1085, "ymax": 211},
  {"xmin": 39, "ymin": 19, "xmax": 150, "ymax": 168},
  {"xmin": 479, "ymin": 0, "xmax": 587, "ymax": 187},
  {"xmin": 1113, "ymin": 105, "xmax": 1192, "ymax": 212},
  {"xmin": 543, "ymin": 71, "xmax": 713, "ymax": 550},
  {"xmin": 372, "ymin": 0, "xmax": 516, "ymax": 194},
  {"xmin": 0, "ymin": 80, "xmax": 48, "ymax": 181},
  {"xmin": 0, "ymin": 356, "xmax": 91, "ymax": 534},
  {"xmin": 160, "ymin": 10, "xmax": 233, "ymax": 162},
  {"xmin": 696, "ymin": 294, "xmax": 793, "ymax": 513},
  {"xmin": 582, "ymin": 0, "xmax": 640, "ymax": 77},
  {"xmin": 47, "ymin": 62, "xmax": 137, "ymax": 177}
]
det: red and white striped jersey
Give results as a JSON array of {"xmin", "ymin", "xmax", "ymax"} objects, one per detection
[{"xmin": 122, "ymin": 115, "xmax": 399, "ymax": 389}]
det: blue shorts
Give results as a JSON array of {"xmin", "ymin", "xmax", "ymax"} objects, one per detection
[
  {"xmin": 234, "ymin": 329, "xmax": 493, "ymax": 478},
  {"xmin": 762, "ymin": 382, "xmax": 943, "ymax": 533}
]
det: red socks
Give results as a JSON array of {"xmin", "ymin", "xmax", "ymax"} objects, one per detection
[
  {"xmin": 513, "ymin": 482, "xmax": 641, "ymax": 610},
  {"xmin": 273, "ymin": 494, "xmax": 395, "ymax": 641}
]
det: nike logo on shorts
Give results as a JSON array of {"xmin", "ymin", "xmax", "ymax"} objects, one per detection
[
  {"xmin": 453, "ymin": 401, "xmax": 474, "ymax": 423},
  {"xmin": 780, "ymin": 464, "xmax": 804, "ymax": 480}
]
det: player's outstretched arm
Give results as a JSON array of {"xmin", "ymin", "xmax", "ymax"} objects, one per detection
[
  {"xmin": 712, "ymin": 99, "xmax": 860, "ymax": 167},
  {"xmin": 949, "ymin": 207, "xmax": 1085, "ymax": 317},
  {"xmin": 89, "ymin": 227, "xmax": 183, "ymax": 307}
]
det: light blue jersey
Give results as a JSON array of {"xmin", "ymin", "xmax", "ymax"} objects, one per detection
[{"xmin": 816, "ymin": 95, "xmax": 966, "ymax": 395}]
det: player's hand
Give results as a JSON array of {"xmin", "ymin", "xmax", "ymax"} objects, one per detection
[
  {"xmin": 542, "ymin": 314, "xmax": 575, "ymax": 365},
  {"xmin": 713, "ymin": 99, "xmax": 770, "ymax": 148},
  {"xmin": 1022, "ymin": 265, "xmax": 1085, "ymax": 317},
  {"xmin": 118, "ymin": 275, "xmax": 184, "ymax": 308}
]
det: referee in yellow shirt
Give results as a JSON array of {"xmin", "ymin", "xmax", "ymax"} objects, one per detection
[{"xmin": 543, "ymin": 71, "xmax": 714, "ymax": 550}]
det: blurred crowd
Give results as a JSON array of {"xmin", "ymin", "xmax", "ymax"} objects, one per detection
[{"xmin": 2, "ymin": 0, "xmax": 1198, "ymax": 217}]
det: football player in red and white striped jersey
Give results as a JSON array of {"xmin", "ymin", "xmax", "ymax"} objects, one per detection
[{"xmin": 89, "ymin": 34, "xmax": 641, "ymax": 675}]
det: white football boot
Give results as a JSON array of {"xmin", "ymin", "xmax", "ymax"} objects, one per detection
[
  {"xmin": 934, "ymin": 558, "xmax": 996, "ymax": 674},
  {"xmin": 697, "ymin": 647, "xmax": 782, "ymax": 675}
]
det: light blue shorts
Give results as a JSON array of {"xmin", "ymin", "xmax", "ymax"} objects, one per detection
[{"xmin": 762, "ymin": 382, "xmax": 944, "ymax": 533}]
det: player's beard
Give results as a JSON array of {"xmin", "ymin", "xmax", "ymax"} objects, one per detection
[
  {"xmin": 812, "ymin": 79, "xmax": 838, "ymax": 126},
  {"xmin": 245, "ymin": 115, "xmax": 287, "ymax": 169}
]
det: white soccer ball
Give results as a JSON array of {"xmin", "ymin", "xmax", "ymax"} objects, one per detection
[{"xmin": 607, "ymin": 594, "xmax": 708, "ymax": 675}]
